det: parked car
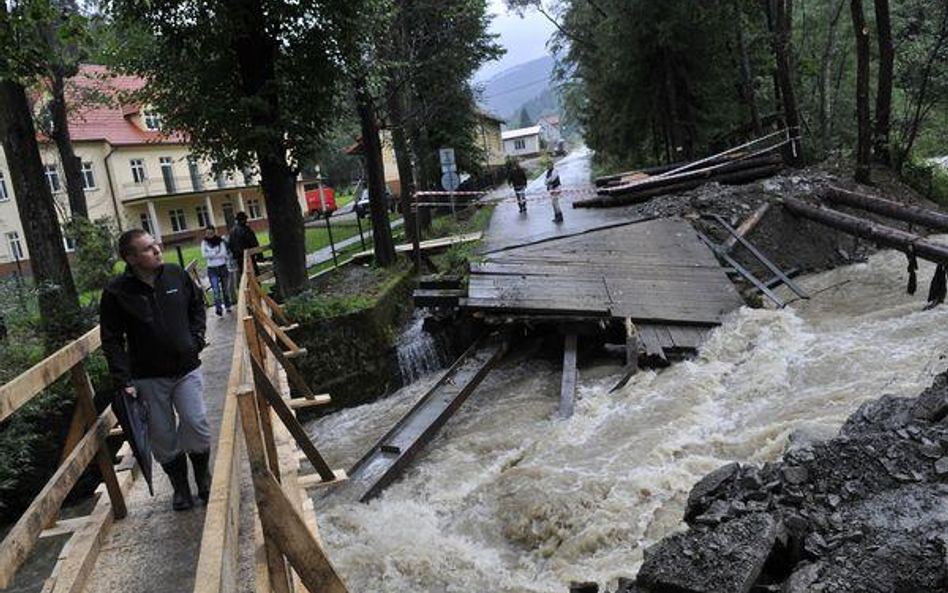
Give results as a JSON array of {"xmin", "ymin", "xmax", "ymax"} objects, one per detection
[{"xmin": 354, "ymin": 184, "xmax": 397, "ymax": 218}]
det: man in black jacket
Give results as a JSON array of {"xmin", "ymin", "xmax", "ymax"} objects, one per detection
[
  {"xmin": 228, "ymin": 211, "xmax": 259, "ymax": 275},
  {"xmin": 100, "ymin": 229, "xmax": 211, "ymax": 511}
]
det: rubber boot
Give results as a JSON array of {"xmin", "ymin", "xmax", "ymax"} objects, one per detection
[
  {"xmin": 189, "ymin": 450, "xmax": 212, "ymax": 504},
  {"xmin": 161, "ymin": 454, "xmax": 194, "ymax": 511}
]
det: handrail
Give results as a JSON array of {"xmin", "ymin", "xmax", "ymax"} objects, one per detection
[
  {"xmin": 198, "ymin": 247, "xmax": 348, "ymax": 593},
  {"xmin": 0, "ymin": 327, "xmax": 127, "ymax": 589},
  {"xmin": 192, "ymin": 259, "xmax": 249, "ymax": 593}
]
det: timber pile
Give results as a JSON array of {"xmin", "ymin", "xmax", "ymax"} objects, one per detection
[{"xmin": 577, "ymin": 154, "xmax": 783, "ymax": 208}]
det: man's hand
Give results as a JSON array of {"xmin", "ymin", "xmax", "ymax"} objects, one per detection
[{"xmin": 125, "ymin": 385, "xmax": 138, "ymax": 398}]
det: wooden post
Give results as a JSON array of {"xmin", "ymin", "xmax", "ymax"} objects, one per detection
[
  {"xmin": 243, "ymin": 317, "xmax": 282, "ymax": 481},
  {"xmin": 0, "ymin": 410, "xmax": 116, "ymax": 588},
  {"xmin": 559, "ymin": 334, "xmax": 578, "ymax": 419},
  {"xmin": 69, "ymin": 365, "xmax": 127, "ymax": 520},
  {"xmin": 610, "ymin": 318, "xmax": 640, "ymax": 393},
  {"xmin": 235, "ymin": 388, "xmax": 293, "ymax": 593},
  {"xmin": 722, "ymin": 202, "xmax": 771, "ymax": 253}
]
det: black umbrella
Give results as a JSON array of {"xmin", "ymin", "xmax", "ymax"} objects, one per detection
[{"xmin": 112, "ymin": 389, "xmax": 154, "ymax": 495}]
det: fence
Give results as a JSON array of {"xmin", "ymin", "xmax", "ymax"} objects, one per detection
[
  {"xmin": 0, "ymin": 330, "xmax": 131, "ymax": 593},
  {"xmin": 194, "ymin": 247, "xmax": 349, "ymax": 593}
]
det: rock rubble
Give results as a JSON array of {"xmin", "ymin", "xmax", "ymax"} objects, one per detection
[{"xmin": 607, "ymin": 370, "xmax": 948, "ymax": 593}]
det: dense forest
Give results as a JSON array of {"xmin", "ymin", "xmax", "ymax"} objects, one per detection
[{"xmin": 541, "ymin": 0, "xmax": 946, "ymax": 183}]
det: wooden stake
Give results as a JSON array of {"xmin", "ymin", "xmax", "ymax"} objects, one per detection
[{"xmin": 559, "ymin": 334, "xmax": 578, "ymax": 419}]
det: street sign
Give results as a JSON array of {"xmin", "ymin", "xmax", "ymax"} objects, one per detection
[
  {"xmin": 441, "ymin": 170, "xmax": 460, "ymax": 191},
  {"xmin": 439, "ymin": 148, "xmax": 456, "ymax": 172}
]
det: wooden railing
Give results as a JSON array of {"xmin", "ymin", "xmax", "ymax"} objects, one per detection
[
  {"xmin": 0, "ymin": 328, "xmax": 130, "ymax": 592},
  {"xmin": 195, "ymin": 247, "xmax": 349, "ymax": 593}
]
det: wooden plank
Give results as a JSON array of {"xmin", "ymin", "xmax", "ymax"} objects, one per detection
[
  {"xmin": 559, "ymin": 334, "xmax": 578, "ymax": 419},
  {"xmin": 250, "ymin": 357, "xmax": 340, "ymax": 484},
  {"xmin": 70, "ymin": 366, "xmax": 127, "ymax": 520},
  {"xmin": 413, "ymin": 289, "xmax": 466, "ymax": 307},
  {"xmin": 237, "ymin": 390, "xmax": 346, "ymax": 593},
  {"xmin": 352, "ymin": 232, "xmax": 482, "ymax": 263},
  {"xmin": 251, "ymin": 316, "xmax": 316, "ymax": 400},
  {"xmin": 298, "ymin": 469, "xmax": 349, "ymax": 490},
  {"xmin": 251, "ymin": 305, "xmax": 301, "ymax": 355},
  {"xmin": 286, "ymin": 395, "xmax": 331, "ymax": 410},
  {"xmin": 39, "ymin": 517, "xmax": 90, "ymax": 540},
  {"xmin": 0, "ymin": 327, "xmax": 100, "ymax": 423},
  {"xmin": 0, "ymin": 409, "xmax": 116, "ymax": 588}
]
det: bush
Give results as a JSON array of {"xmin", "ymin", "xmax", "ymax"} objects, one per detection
[
  {"xmin": 64, "ymin": 216, "xmax": 119, "ymax": 297},
  {"xmin": 900, "ymin": 156, "xmax": 948, "ymax": 206}
]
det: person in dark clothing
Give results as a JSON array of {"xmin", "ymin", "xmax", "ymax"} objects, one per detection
[
  {"xmin": 507, "ymin": 159, "xmax": 529, "ymax": 213},
  {"xmin": 100, "ymin": 229, "xmax": 211, "ymax": 511},
  {"xmin": 228, "ymin": 211, "xmax": 260, "ymax": 275}
]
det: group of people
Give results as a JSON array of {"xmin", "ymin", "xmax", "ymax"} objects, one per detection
[
  {"xmin": 199, "ymin": 211, "xmax": 259, "ymax": 317},
  {"xmin": 98, "ymin": 210, "xmax": 259, "ymax": 511},
  {"xmin": 506, "ymin": 158, "xmax": 563, "ymax": 223}
]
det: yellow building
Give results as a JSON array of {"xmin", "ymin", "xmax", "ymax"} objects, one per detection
[{"xmin": 0, "ymin": 65, "xmax": 310, "ymax": 276}]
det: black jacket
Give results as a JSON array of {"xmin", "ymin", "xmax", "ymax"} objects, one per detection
[
  {"xmin": 508, "ymin": 167, "xmax": 528, "ymax": 190},
  {"xmin": 100, "ymin": 264, "xmax": 206, "ymax": 388},
  {"xmin": 228, "ymin": 222, "xmax": 259, "ymax": 259}
]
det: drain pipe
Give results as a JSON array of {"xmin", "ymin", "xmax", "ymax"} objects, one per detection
[{"xmin": 103, "ymin": 143, "xmax": 123, "ymax": 231}]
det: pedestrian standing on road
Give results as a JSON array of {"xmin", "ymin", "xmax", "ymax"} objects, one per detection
[
  {"xmin": 545, "ymin": 160, "xmax": 563, "ymax": 223},
  {"xmin": 228, "ymin": 211, "xmax": 260, "ymax": 276},
  {"xmin": 201, "ymin": 225, "xmax": 232, "ymax": 316},
  {"xmin": 507, "ymin": 158, "xmax": 529, "ymax": 213},
  {"xmin": 100, "ymin": 229, "xmax": 211, "ymax": 511}
]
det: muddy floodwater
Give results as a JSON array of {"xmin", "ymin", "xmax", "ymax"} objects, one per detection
[{"xmin": 306, "ymin": 242, "xmax": 948, "ymax": 592}]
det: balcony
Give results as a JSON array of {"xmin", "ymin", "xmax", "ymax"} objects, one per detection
[{"xmin": 121, "ymin": 173, "xmax": 258, "ymax": 201}]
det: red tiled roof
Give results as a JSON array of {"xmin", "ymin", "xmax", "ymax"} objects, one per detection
[{"xmin": 64, "ymin": 64, "xmax": 186, "ymax": 146}]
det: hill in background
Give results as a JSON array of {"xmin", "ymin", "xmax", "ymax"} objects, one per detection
[{"xmin": 477, "ymin": 55, "xmax": 556, "ymax": 123}]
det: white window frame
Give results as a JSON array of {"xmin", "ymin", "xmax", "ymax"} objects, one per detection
[
  {"xmin": 6, "ymin": 231, "xmax": 24, "ymax": 260},
  {"xmin": 196, "ymin": 204, "xmax": 210, "ymax": 228},
  {"xmin": 142, "ymin": 109, "xmax": 162, "ymax": 131},
  {"xmin": 130, "ymin": 159, "xmax": 147, "ymax": 184},
  {"xmin": 169, "ymin": 208, "xmax": 187, "ymax": 232},
  {"xmin": 514, "ymin": 138, "xmax": 526, "ymax": 151},
  {"xmin": 246, "ymin": 198, "xmax": 262, "ymax": 219},
  {"xmin": 80, "ymin": 161, "xmax": 96, "ymax": 190},
  {"xmin": 45, "ymin": 164, "xmax": 62, "ymax": 194},
  {"xmin": 0, "ymin": 170, "xmax": 9, "ymax": 201},
  {"xmin": 63, "ymin": 227, "xmax": 76, "ymax": 253}
]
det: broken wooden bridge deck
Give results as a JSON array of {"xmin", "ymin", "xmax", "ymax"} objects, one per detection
[{"xmin": 461, "ymin": 218, "xmax": 745, "ymax": 333}]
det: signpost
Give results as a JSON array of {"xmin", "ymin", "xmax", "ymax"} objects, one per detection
[{"xmin": 439, "ymin": 148, "xmax": 459, "ymax": 218}]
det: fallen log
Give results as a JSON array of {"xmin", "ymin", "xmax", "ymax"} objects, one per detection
[
  {"xmin": 575, "ymin": 163, "xmax": 782, "ymax": 208},
  {"xmin": 782, "ymin": 197, "xmax": 948, "ymax": 264},
  {"xmin": 822, "ymin": 186, "xmax": 948, "ymax": 231},
  {"xmin": 723, "ymin": 202, "xmax": 772, "ymax": 253},
  {"xmin": 595, "ymin": 156, "xmax": 734, "ymax": 188},
  {"xmin": 599, "ymin": 154, "xmax": 782, "ymax": 197}
]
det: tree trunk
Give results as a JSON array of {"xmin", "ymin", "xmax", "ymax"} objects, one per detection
[
  {"xmin": 387, "ymin": 85, "xmax": 417, "ymax": 243},
  {"xmin": 772, "ymin": 0, "xmax": 804, "ymax": 165},
  {"xmin": 872, "ymin": 0, "xmax": 893, "ymax": 165},
  {"xmin": 733, "ymin": 0, "xmax": 762, "ymax": 136},
  {"xmin": 819, "ymin": 0, "xmax": 845, "ymax": 150},
  {"xmin": 231, "ymin": 0, "xmax": 307, "ymax": 296},
  {"xmin": 822, "ymin": 186, "xmax": 948, "ymax": 230},
  {"xmin": 354, "ymin": 75, "xmax": 396, "ymax": 267},
  {"xmin": 851, "ymin": 0, "xmax": 872, "ymax": 183},
  {"xmin": 409, "ymin": 116, "xmax": 433, "ymax": 230},
  {"xmin": 50, "ymin": 70, "xmax": 89, "ymax": 219},
  {"xmin": 0, "ymin": 79, "xmax": 82, "ymax": 351}
]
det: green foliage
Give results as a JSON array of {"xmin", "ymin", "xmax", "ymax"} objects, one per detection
[
  {"xmin": 901, "ymin": 156, "xmax": 948, "ymax": 206},
  {"xmin": 284, "ymin": 292, "xmax": 374, "ymax": 323},
  {"xmin": 104, "ymin": 0, "xmax": 358, "ymax": 174},
  {"xmin": 64, "ymin": 216, "xmax": 118, "ymax": 297},
  {"xmin": 516, "ymin": 106, "xmax": 532, "ymax": 128}
]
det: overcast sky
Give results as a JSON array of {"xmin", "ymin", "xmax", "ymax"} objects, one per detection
[{"xmin": 474, "ymin": 0, "xmax": 558, "ymax": 81}]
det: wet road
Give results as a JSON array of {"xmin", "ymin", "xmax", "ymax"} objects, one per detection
[{"xmin": 479, "ymin": 146, "xmax": 643, "ymax": 253}]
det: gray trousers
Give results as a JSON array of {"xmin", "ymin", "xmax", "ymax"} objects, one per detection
[{"xmin": 133, "ymin": 367, "xmax": 211, "ymax": 464}]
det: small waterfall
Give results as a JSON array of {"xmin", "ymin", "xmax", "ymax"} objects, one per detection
[{"xmin": 394, "ymin": 311, "xmax": 449, "ymax": 385}]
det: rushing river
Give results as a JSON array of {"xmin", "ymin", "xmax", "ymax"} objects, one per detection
[{"xmin": 306, "ymin": 243, "xmax": 948, "ymax": 592}]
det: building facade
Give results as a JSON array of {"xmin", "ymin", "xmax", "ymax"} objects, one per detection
[
  {"xmin": 502, "ymin": 126, "xmax": 542, "ymax": 158},
  {"xmin": 0, "ymin": 65, "xmax": 309, "ymax": 276}
]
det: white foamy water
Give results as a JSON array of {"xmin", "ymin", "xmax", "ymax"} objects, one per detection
[{"xmin": 306, "ymin": 244, "xmax": 948, "ymax": 592}]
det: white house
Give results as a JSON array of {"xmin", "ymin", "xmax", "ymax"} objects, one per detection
[{"xmin": 501, "ymin": 126, "xmax": 542, "ymax": 158}]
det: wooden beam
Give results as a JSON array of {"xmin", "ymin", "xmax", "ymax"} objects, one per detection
[
  {"xmin": 0, "ymin": 409, "xmax": 115, "ymax": 588},
  {"xmin": 0, "ymin": 327, "xmax": 100, "ymax": 423},
  {"xmin": 250, "ymin": 305, "xmax": 301, "ymax": 355},
  {"xmin": 782, "ymin": 197, "xmax": 948, "ymax": 264},
  {"xmin": 559, "ymin": 334, "xmax": 578, "ymax": 419},
  {"xmin": 251, "ymin": 316, "xmax": 316, "ymax": 400},
  {"xmin": 286, "ymin": 395, "xmax": 331, "ymax": 410},
  {"xmin": 243, "ymin": 317, "xmax": 282, "ymax": 481},
  {"xmin": 822, "ymin": 186, "xmax": 948, "ymax": 230},
  {"xmin": 298, "ymin": 469, "xmax": 349, "ymax": 490},
  {"xmin": 70, "ymin": 366, "xmax": 127, "ymax": 520},
  {"xmin": 722, "ymin": 202, "xmax": 771, "ymax": 253},
  {"xmin": 249, "ymin": 358, "xmax": 339, "ymax": 484}
]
